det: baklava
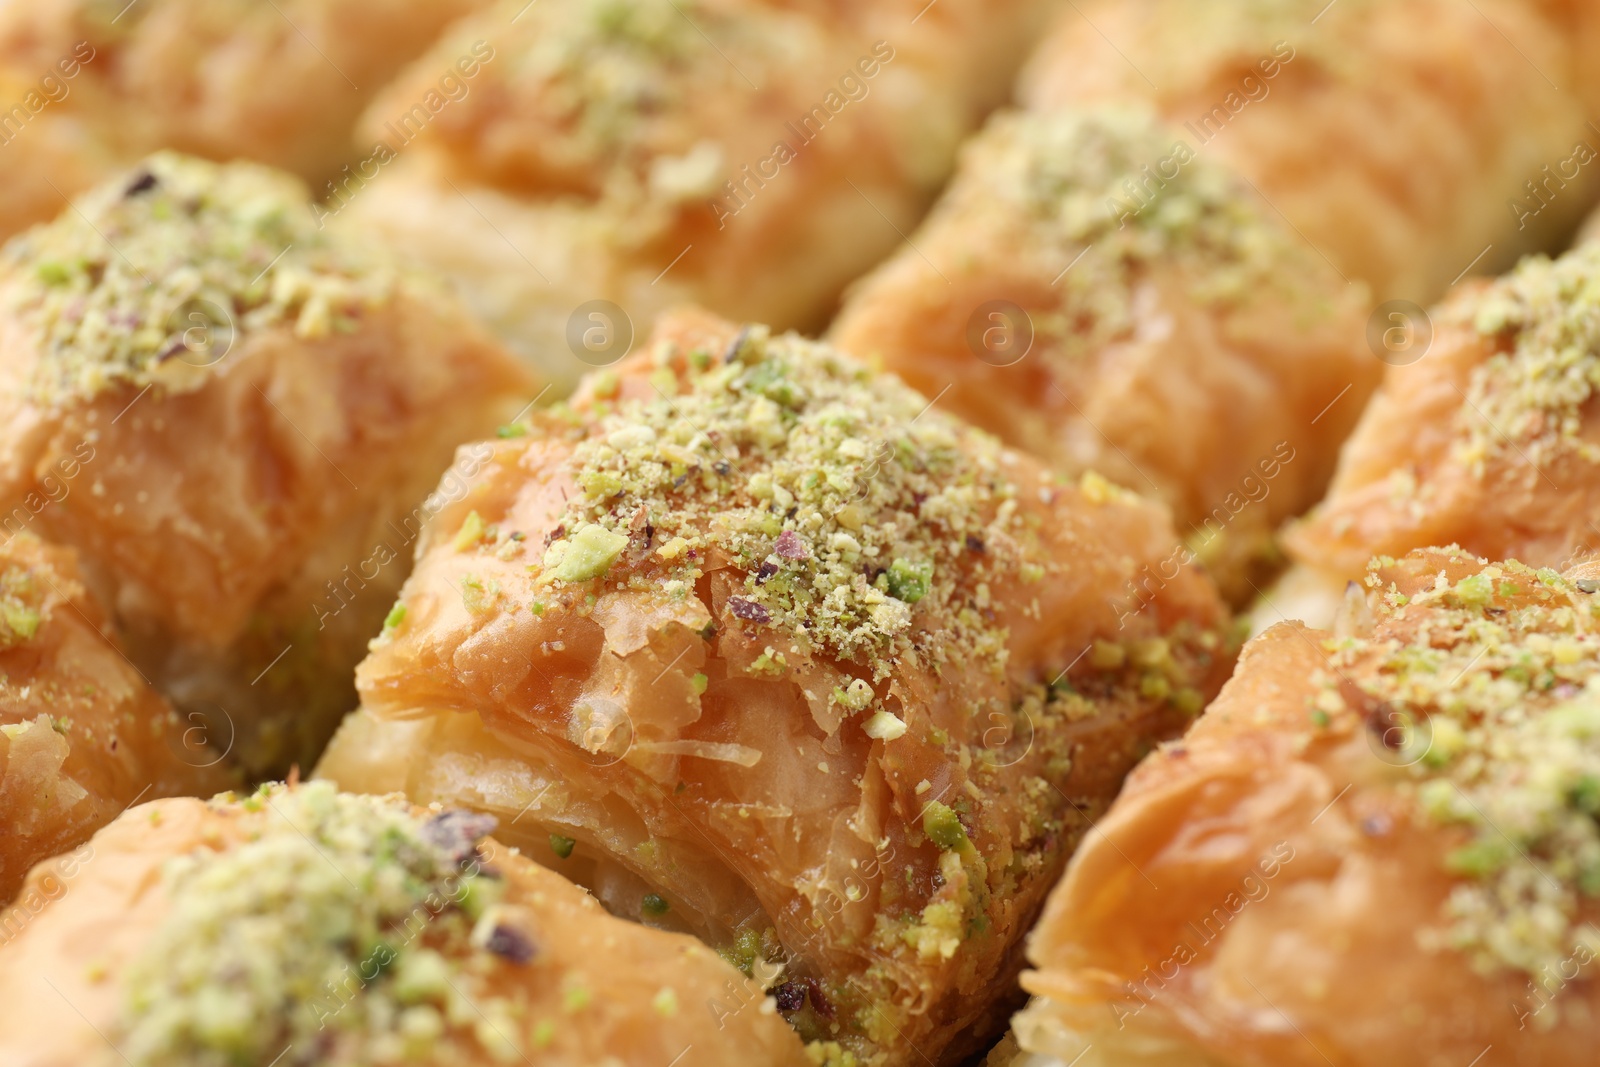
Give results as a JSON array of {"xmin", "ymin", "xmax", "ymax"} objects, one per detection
[
  {"xmin": 0, "ymin": 151, "xmax": 535, "ymax": 775},
  {"xmin": 317, "ymin": 308, "xmax": 1237, "ymax": 1065},
  {"xmin": 0, "ymin": 780, "xmax": 810, "ymax": 1066},
  {"xmin": 1015, "ymin": 548, "xmax": 1600, "ymax": 1066},
  {"xmin": 832, "ymin": 106, "xmax": 1377, "ymax": 603}
]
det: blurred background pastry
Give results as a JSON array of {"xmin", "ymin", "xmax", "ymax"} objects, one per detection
[
  {"xmin": 0, "ymin": 151, "xmax": 535, "ymax": 776},
  {"xmin": 832, "ymin": 106, "xmax": 1377, "ymax": 603},
  {"xmin": 334, "ymin": 0, "xmax": 1061, "ymax": 389},
  {"xmin": 1020, "ymin": 0, "xmax": 1595, "ymax": 304},
  {"xmin": 0, "ymin": 780, "xmax": 810, "ymax": 1066},
  {"xmin": 0, "ymin": 0, "xmax": 493, "ymax": 239},
  {"xmin": 316, "ymin": 309, "xmax": 1236, "ymax": 1065}
]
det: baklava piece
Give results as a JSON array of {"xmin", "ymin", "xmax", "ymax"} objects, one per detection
[
  {"xmin": 0, "ymin": 152, "xmax": 535, "ymax": 775},
  {"xmin": 833, "ymin": 107, "xmax": 1376, "ymax": 603},
  {"xmin": 1016, "ymin": 549, "xmax": 1600, "ymax": 1066},
  {"xmin": 0, "ymin": 780, "xmax": 809, "ymax": 1067},
  {"xmin": 317, "ymin": 308, "xmax": 1236, "ymax": 1065}
]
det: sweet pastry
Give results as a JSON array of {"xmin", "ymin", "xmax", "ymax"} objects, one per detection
[
  {"xmin": 335, "ymin": 0, "xmax": 1058, "ymax": 388},
  {"xmin": 1014, "ymin": 548, "xmax": 1600, "ymax": 1066},
  {"xmin": 315, "ymin": 308, "xmax": 1237, "ymax": 1065},
  {"xmin": 0, "ymin": 780, "xmax": 811, "ymax": 1067},
  {"xmin": 0, "ymin": 0, "xmax": 493, "ymax": 239},
  {"xmin": 831, "ymin": 106, "xmax": 1377, "ymax": 603},
  {"xmin": 0, "ymin": 533, "xmax": 227, "ymax": 903},
  {"xmin": 0, "ymin": 151, "xmax": 535, "ymax": 776},
  {"xmin": 1283, "ymin": 241, "xmax": 1600, "ymax": 627},
  {"xmin": 1019, "ymin": 0, "xmax": 1595, "ymax": 303}
]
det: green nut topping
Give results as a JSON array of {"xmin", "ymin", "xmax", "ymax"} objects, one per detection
[
  {"xmin": 1, "ymin": 152, "xmax": 394, "ymax": 407},
  {"xmin": 543, "ymin": 523, "xmax": 630, "ymax": 582},
  {"xmin": 116, "ymin": 782, "xmax": 514, "ymax": 1066},
  {"xmin": 537, "ymin": 325, "xmax": 1048, "ymax": 675},
  {"xmin": 921, "ymin": 801, "xmax": 969, "ymax": 852},
  {"xmin": 1320, "ymin": 557, "xmax": 1600, "ymax": 980},
  {"xmin": 0, "ymin": 563, "xmax": 45, "ymax": 650},
  {"xmin": 1458, "ymin": 242, "xmax": 1600, "ymax": 472}
]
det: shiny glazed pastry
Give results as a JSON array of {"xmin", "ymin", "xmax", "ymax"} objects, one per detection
[
  {"xmin": 1283, "ymin": 241, "xmax": 1600, "ymax": 626},
  {"xmin": 1016, "ymin": 548, "xmax": 1600, "ymax": 1067},
  {"xmin": 0, "ymin": 152, "xmax": 535, "ymax": 776},
  {"xmin": 0, "ymin": 780, "xmax": 810, "ymax": 1067},
  {"xmin": 1019, "ymin": 0, "xmax": 1593, "ymax": 303},
  {"xmin": 0, "ymin": 533, "xmax": 227, "ymax": 903},
  {"xmin": 316, "ymin": 309, "xmax": 1237, "ymax": 1065},
  {"xmin": 335, "ymin": 0, "xmax": 1056, "ymax": 388},
  {"xmin": 0, "ymin": 0, "xmax": 493, "ymax": 239},
  {"xmin": 832, "ymin": 107, "xmax": 1377, "ymax": 603}
]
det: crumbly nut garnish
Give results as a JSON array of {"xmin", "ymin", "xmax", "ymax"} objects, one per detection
[
  {"xmin": 1323, "ymin": 555, "xmax": 1600, "ymax": 979},
  {"xmin": 0, "ymin": 557, "xmax": 47, "ymax": 650},
  {"xmin": 972, "ymin": 108, "xmax": 1318, "ymax": 361},
  {"xmin": 1457, "ymin": 243, "xmax": 1600, "ymax": 472},
  {"xmin": 1, "ymin": 151, "xmax": 394, "ymax": 406},
  {"xmin": 526, "ymin": 325, "xmax": 1047, "ymax": 676},
  {"xmin": 116, "ymin": 782, "xmax": 519, "ymax": 1066}
]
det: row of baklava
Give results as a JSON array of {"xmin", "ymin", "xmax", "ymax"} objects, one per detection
[{"xmin": 5, "ymin": 0, "xmax": 1600, "ymax": 1066}]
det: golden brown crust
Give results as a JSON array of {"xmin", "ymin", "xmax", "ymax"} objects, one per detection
[
  {"xmin": 317, "ymin": 307, "xmax": 1236, "ymax": 1066},
  {"xmin": 1020, "ymin": 0, "xmax": 1593, "ymax": 303},
  {"xmin": 0, "ymin": 533, "xmax": 226, "ymax": 903},
  {"xmin": 1021, "ymin": 549, "xmax": 1600, "ymax": 1067},
  {"xmin": 831, "ymin": 106, "xmax": 1378, "ymax": 604}
]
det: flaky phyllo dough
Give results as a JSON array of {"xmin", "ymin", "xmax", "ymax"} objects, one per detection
[
  {"xmin": 1016, "ymin": 549, "xmax": 1600, "ymax": 1067},
  {"xmin": 317, "ymin": 309, "xmax": 1237, "ymax": 1065}
]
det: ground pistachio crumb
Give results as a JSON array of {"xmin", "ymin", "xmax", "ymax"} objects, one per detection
[
  {"xmin": 2, "ymin": 151, "xmax": 394, "ymax": 407},
  {"xmin": 533, "ymin": 324, "xmax": 1050, "ymax": 677},
  {"xmin": 0, "ymin": 558, "xmax": 47, "ymax": 650},
  {"xmin": 1324, "ymin": 555, "xmax": 1600, "ymax": 981},
  {"xmin": 114, "ymin": 782, "xmax": 512, "ymax": 1066},
  {"xmin": 1456, "ymin": 242, "xmax": 1600, "ymax": 471}
]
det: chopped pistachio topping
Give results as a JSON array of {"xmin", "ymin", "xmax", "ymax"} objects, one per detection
[
  {"xmin": 1324, "ymin": 557, "xmax": 1600, "ymax": 978},
  {"xmin": 116, "ymin": 782, "xmax": 512, "ymax": 1066},
  {"xmin": 2, "ymin": 152, "xmax": 394, "ymax": 406},
  {"xmin": 541, "ymin": 523, "xmax": 629, "ymax": 583},
  {"xmin": 1458, "ymin": 243, "xmax": 1600, "ymax": 471},
  {"xmin": 0, "ymin": 561, "xmax": 46, "ymax": 650},
  {"xmin": 974, "ymin": 108, "xmax": 1314, "ymax": 362},
  {"xmin": 921, "ymin": 801, "xmax": 970, "ymax": 852},
  {"xmin": 529, "ymin": 326, "xmax": 1050, "ymax": 674}
]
